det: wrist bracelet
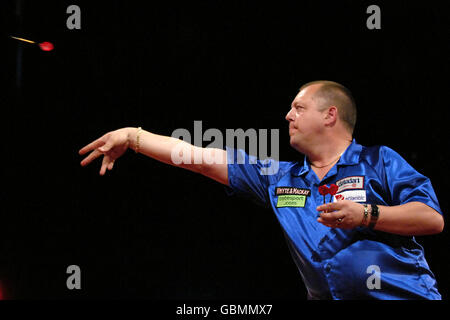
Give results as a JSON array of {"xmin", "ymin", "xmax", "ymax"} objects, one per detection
[
  {"xmin": 362, "ymin": 204, "xmax": 369, "ymax": 227},
  {"xmin": 135, "ymin": 127, "xmax": 142, "ymax": 153},
  {"xmin": 368, "ymin": 204, "xmax": 379, "ymax": 229}
]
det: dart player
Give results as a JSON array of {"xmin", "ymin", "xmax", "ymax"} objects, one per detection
[{"xmin": 79, "ymin": 80, "xmax": 444, "ymax": 300}]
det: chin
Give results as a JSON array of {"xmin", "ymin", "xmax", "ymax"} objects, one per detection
[
  {"xmin": 290, "ymin": 137, "xmax": 305, "ymax": 154},
  {"xmin": 289, "ymin": 138, "xmax": 300, "ymax": 151}
]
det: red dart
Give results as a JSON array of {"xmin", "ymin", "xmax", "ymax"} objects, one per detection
[
  {"xmin": 318, "ymin": 185, "xmax": 329, "ymax": 196},
  {"xmin": 39, "ymin": 41, "xmax": 54, "ymax": 51},
  {"xmin": 10, "ymin": 36, "xmax": 54, "ymax": 51},
  {"xmin": 318, "ymin": 185, "xmax": 330, "ymax": 205},
  {"xmin": 329, "ymin": 184, "xmax": 338, "ymax": 196}
]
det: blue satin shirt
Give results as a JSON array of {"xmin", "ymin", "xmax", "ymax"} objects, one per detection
[{"xmin": 226, "ymin": 139, "xmax": 442, "ymax": 299}]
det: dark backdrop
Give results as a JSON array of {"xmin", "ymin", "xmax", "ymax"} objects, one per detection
[{"xmin": 1, "ymin": 0, "xmax": 449, "ymax": 299}]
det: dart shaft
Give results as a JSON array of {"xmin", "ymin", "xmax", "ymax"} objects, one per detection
[{"xmin": 10, "ymin": 36, "xmax": 36, "ymax": 44}]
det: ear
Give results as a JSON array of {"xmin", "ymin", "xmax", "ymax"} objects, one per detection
[{"xmin": 324, "ymin": 106, "xmax": 338, "ymax": 126}]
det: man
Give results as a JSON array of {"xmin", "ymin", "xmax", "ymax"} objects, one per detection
[{"xmin": 79, "ymin": 80, "xmax": 444, "ymax": 299}]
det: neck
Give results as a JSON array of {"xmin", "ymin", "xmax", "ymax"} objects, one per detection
[{"xmin": 306, "ymin": 136, "xmax": 352, "ymax": 168}]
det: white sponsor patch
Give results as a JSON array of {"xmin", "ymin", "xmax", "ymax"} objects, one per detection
[
  {"xmin": 335, "ymin": 176, "xmax": 364, "ymax": 192},
  {"xmin": 332, "ymin": 190, "xmax": 367, "ymax": 203}
]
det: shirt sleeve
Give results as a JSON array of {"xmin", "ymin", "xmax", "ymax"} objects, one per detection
[
  {"xmin": 381, "ymin": 146, "xmax": 442, "ymax": 215},
  {"xmin": 225, "ymin": 147, "xmax": 283, "ymax": 207}
]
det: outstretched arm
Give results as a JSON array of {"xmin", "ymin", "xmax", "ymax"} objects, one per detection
[{"xmin": 79, "ymin": 127, "xmax": 228, "ymax": 186}]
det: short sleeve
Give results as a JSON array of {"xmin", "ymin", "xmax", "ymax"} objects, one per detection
[
  {"xmin": 225, "ymin": 147, "xmax": 284, "ymax": 207},
  {"xmin": 381, "ymin": 146, "xmax": 442, "ymax": 215}
]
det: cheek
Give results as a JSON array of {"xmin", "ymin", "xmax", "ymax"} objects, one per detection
[
  {"xmin": 294, "ymin": 113, "xmax": 308, "ymax": 127},
  {"xmin": 296, "ymin": 117, "xmax": 321, "ymax": 135}
]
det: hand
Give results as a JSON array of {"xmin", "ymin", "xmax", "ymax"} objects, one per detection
[
  {"xmin": 316, "ymin": 200, "xmax": 364, "ymax": 229},
  {"xmin": 79, "ymin": 128, "xmax": 131, "ymax": 175}
]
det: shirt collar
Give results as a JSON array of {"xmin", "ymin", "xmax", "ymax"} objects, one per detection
[{"xmin": 291, "ymin": 139, "xmax": 362, "ymax": 177}]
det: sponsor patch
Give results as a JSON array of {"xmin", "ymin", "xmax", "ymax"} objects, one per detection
[
  {"xmin": 275, "ymin": 187, "xmax": 311, "ymax": 196},
  {"xmin": 335, "ymin": 176, "xmax": 364, "ymax": 192},
  {"xmin": 332, "ymin": 190, "xmax": 367, "ymax": 203},
  {"xmin": 277, "ymin": 195, "xmax": 307, "ymax": 207},
  {"xmin": 275, "ymin": 187, "xmax": 311, "ymax": 208}
]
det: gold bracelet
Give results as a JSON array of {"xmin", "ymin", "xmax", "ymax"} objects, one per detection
[{"xmin": 135, "ymin": 127, "xmax": 142, "ymax": 153}]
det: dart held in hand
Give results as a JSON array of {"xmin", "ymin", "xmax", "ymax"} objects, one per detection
[{"xmin": 318, "ymin": 184, "xmax": 339, "ymax": 214}]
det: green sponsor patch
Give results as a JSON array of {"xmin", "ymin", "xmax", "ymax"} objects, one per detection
[{"xmin": 276, "ymin": 195, "xmax": 306, "ymax": 208}]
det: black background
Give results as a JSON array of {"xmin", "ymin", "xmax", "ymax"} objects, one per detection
[{"xmin": 0, "ymin": 0, "xmax": 449, "ymax": 300}]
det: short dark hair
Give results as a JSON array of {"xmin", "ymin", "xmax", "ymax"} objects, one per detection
[{"xmin": 299, "ymin": 80, "xmax": 357, "ymax": 134}]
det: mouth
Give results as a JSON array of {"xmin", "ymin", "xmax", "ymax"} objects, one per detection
[{"xmin": 289, "ymin": 127, "xmax": 297, "ymax": 136}]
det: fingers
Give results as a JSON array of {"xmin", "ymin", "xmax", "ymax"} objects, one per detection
[
  {"xmin": 317, "ymin": 211, "xmax": 348, "ymax": 229},
  {"xmin": 80, "ymin": 149, "xmax": 102, "ymax": 167},
  {"xmin": 317, "ymin": 211, "xmax": 344, "ymax": 223},
  {"xmin": 100, "ymin": 155, "xmax": 108, "ymax": 176},
  {"xmin": 80, "ymin": 147, "xmax": 115, "ymax": 175},
  {"xmin": 79, "ymin": 137, "xmax": 106, "ymax": 155},
  {"xmin": 98, "ymin": 140, "xmax": 115, "ymax": 153},
  {"xmin": 316, "ymin": 201, "xmax": 343, "ymax": 212},
  {"xmin": 100, "ymin": 155, "xmax": 115, "ymax": 176},
  {"xmin": 79, "ymin": 132, "xmax": 117, "ymax": 175}
]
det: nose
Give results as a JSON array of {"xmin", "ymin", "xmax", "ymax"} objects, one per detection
[{"xmin": 285, "ymin": 107, "xmax": 295, "ymax": 122}]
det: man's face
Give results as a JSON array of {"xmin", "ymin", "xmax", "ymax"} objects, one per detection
[{"xmin": 285, "ymin": 84, "xmax": 326, "ymax": 152}]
